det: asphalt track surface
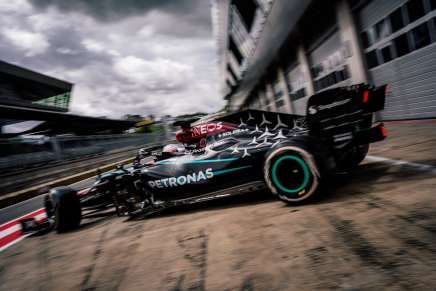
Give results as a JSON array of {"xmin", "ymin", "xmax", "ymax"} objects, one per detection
[{"xmin": 1, "ymin": 122, "xmax": 436, "ymax": 290}]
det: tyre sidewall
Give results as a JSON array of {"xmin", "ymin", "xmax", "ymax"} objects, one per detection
[{"xmin": 264, "ymin": 140, "xmax": 325, "ymax": 204}]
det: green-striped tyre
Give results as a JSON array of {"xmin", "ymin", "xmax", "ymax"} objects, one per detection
[{"xmin": 264, "ymin": 145, "xmax": 322, "ymax": 204}]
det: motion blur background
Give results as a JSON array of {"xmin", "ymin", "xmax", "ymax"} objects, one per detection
[{"xmin": 1, "ymin": 0, "xmax": 436, "ymax": 193}]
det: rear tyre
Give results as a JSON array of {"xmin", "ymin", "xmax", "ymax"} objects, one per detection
[
  {"xmin": 45, "ymin": 187, "xmax": 81, "ymax": 233},
  {"xmin": 264, "ymin": 144, "xmax": 323, "ymax": 205}
]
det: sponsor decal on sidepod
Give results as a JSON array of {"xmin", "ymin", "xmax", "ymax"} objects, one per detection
[{"xmin": 148, "ymin": 168, "xmax": 214, "ymax": 189}]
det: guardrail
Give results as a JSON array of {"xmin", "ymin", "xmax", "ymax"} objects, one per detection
[
  {"xmin": 0, "ymin": 132, "xmax": 167, "ymax": 172},
  {"xmin": 0, "ymin": 141, "xmax": 167, "ymax": 209}
]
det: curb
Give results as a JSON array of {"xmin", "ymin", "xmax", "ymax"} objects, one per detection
[
  {"xmin": 0, "ymin": 157, "xmax": 135, "ymax": 209},
  {"xmin": 0, "ymin": 208, "xmax": 46, "ymax": 252}
]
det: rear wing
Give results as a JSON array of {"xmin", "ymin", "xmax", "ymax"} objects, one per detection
[
  {"xmin": 306, "ymin": 84, "xmax": 386, "ymax": 120},
  {"xmin": 211, "ymin": 83, "xmax": 387, "ymax": 148},
  {"xmin": 306, "ymin": 84, "xmax": 387, "ymax": 147}
]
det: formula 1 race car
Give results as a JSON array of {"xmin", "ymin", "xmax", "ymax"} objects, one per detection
[{"xmin": 44, "ymin": 84, "xmax": 387, "ymax": 232}]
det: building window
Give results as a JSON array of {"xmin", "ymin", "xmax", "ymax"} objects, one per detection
[
  {"xmin": 407, "ymin": 0, "xmax": 425, "ymax": 23},
  {"xmin": 227, "ymin": 64, "xmax": 238, "ymax": 83},
  {"xmin": 381, "ymin": 45, "xmax": 393, "ymax": 63},
  {"xmin": 389, "ymin": 7, "xmax": 405, "ymax": 33},
  {"xmin": 226, "ymin": 79, "xmax": 233, "ymax": 88},
  {"xmin": 264, "ymin": 92, "xmax": 271, "ymax": 109},
  {"xmin": 411, "ymin": 22, "xmax": 431, "ymax": 50},
  {"xmin": 232, "ymin": 0, "xmax": 258, "ymax": 31},
  {"xmin": 310, "ymin": 65, "xmax": 322, "ymax": 79},
  {"xmin": 272, "ymin": 79, "xmax": 283, "ymax": 100},
  {"xmin": 394, "ymin": 33, "xmax": 410, "ymax": 57},
  {"xmin": 290, "ymin": 88, "xmax": 306, "ymax": 101},
  {"xmin": 361, "ymin": 31, "xmax": 370, "ymax": 48},
  {"xmin": 366, "ymin": 28, "xmax": 377, "ymax": 47},
  {"xmin": 361, "ymin": 1, "xmax": 434, "ymax": 69},
  {"xmin": 360, "ymin": 29, "xmax": 378, "ymax": 49},
  {"xmin": 275, "ymin": 99, "xmax": 284, "ymax": 108},
  {"xmin": 34, "ymin": 92, "xmax": 71, "ymax": 110},
  {"xmin": 257, "ymin": 90, "xmax": 265, "ymax": 107},
  {"xmin": 230, "ymin": 4, "xmax": 255, "ymax": 58},
  {"xmin": 313, "ymin": 66, "xmax": 349, "ymax": 91},
  {"xmin": 375, "ymin": 19, "xmax": 390, "ymax": 39},
  {"xmin": 366, "ymin": 50, "xmax": 379, "ymax": 68},
  {"xmin": 310, "ymin": 33, "xmax": 349, "ymax": 92},
  {"xmin": 286, "ymin": 64, "xmax": 307, "ymax": 101},
  {"xmin": 336, "ymin": 66, "xmax": 349, "ymax": 81},
  {"xmin": 229, "ymin": 36, "xmax": 243, "ymax": 64}
]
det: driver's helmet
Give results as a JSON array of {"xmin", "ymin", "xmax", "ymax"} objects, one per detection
[
  {"xmin": 162, "ymin": 144, "xmax": 179, "ymax": 155},
  {"xmin": 161, "ymin": 144, "xmax": 184, "ymax": 159}
]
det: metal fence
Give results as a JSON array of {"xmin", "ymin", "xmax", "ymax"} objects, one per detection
[{"xmin": 0, "ymin": 131, "xmax": 169, "ymax": 171}]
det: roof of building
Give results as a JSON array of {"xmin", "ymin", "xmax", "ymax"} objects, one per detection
[
  {"xmin": 0, "ymin": 59, "xmax": 73, "ymax": 113},
  {"xmin": 0, "ymin": 104, "xmax": 136, "ymax": 136},
  {"xmin": 0, "ymin": 60, "xmax": 72, "ymax": 94}
]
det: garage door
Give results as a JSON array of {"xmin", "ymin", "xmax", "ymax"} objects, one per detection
[{"xmin": 358, "ymin": 0, "xmax": 436, "ymax": 120}]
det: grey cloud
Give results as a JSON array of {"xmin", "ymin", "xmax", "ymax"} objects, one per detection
[
  {"xmin": 0, "ymin": 0, "xmax": 224, "ymax": 118},
  {"xmin": 44, "ymin": 30, "xmax": 114, "ymax": 69},
  {"xmin": 29, "ymin": 0, "xmax": 187, "ymax": 19},
  {"xmin": 0, "ymin": 30, "xmax": 113, "ymax": 74},
  {"xmin": 28, "ymin": 0, "xmax": 212, "ymax": 37}
]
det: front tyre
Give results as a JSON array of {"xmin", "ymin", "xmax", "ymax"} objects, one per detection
[
  {"xmin": 264, "ymin": 145, "xmax": 322, "ymax": 204},
  {"xmin": 45, "ymin": 187, "xmax": 81, "ymax": 233}
]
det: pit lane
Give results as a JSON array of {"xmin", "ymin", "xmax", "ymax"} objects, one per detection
[
  {"xmin": 1, "ymin": 121, "xmax": 436, "ymax": 290},
  {"xmin": 0, "ymin": 175, "xmax": 97, "ymax": 226}
]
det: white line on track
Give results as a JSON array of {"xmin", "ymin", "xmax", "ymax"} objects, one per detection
[
  {"xmin": 0, "ymin": 208, "xmax": 45, "ymax": 230},
  {"xmin": 0, "ymin": 210, "xmax": 47, "ymax": 252},
  {"xmin": 0, "ymin": 224, "xmax": 21, "ymax": 238},
  {"xmin": 366, "ymin": 155, "xmax": 436, "ymax": 174}
]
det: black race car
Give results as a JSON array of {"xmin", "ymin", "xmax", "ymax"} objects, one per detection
[{"xmin": 44, "ymin": 84, "xmax": 387, "ymax": 232}]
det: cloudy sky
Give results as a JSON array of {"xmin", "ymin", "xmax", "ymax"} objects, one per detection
[{"xmin": 0, "ymin": 0, "xmax": 224, "ymax": 118}]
